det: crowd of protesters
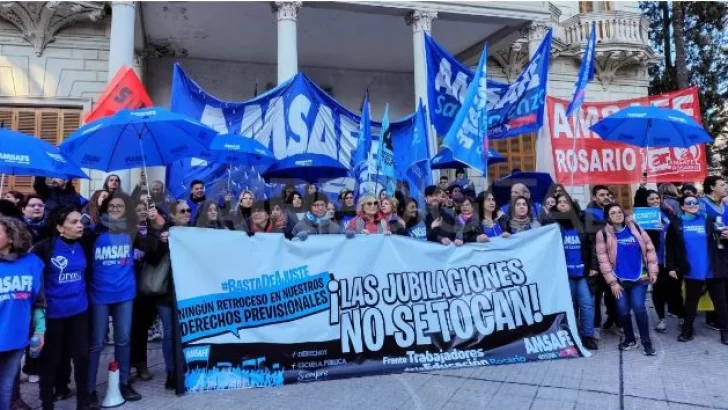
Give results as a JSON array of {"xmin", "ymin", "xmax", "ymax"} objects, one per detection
[{"xmin": 1, "ymin": 168, "xmax": 728, "ymax": 410}]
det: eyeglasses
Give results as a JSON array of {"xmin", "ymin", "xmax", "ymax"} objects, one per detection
[
  {"xmin": 365, "ymin": 202, "xmax": 379, "ymax": 207},
  {"xmin": 684, "ymin": 200, "xmax": 699, "ymax": 206},
  {"xmin": 176, "ymin": 209, "xmax": 191, "ymax": 214},
  {"xmin": 108, "ymin": 204, "xmax": 125, "ymax": 211}
]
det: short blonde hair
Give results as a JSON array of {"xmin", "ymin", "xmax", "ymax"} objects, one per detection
[
  {"xmin": 357, "ymin": 195, "xmax": 377, "ymax": 212},
  {"xmin": 382, "ymin": 196, "xmax": 398, "ymax": 213}
]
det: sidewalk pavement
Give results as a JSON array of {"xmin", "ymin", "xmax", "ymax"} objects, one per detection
[{"xmin": 20, "ymin": 309, "xmax": 728, "ymax": 410}]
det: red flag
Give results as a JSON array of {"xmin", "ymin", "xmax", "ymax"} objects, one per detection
[{"xmin": 83, "ymin": 66, "xmax": 153, "ymax": 123}]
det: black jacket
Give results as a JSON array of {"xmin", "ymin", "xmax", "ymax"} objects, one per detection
[
  {"xmin": 425, "ymin": 206, "xmax": 457, "ymax": 242},
  {"xmin": 140, "ymin": 221, "xmax": 176, "ymax": 303},
  {"xmin": 34, "ymin": 177, "xmax": 82, "ymax": 212},
  {"xmin": 456, "ymin": 212, "xmax": 482, "ymax": 243},
  {"xmin": 665, "ymin": 215, "xmax": 727, "ymax": 279}
]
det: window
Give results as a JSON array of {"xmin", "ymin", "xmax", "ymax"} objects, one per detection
[
  {"xmin": 0, "ymin": 106, "xmax": 82, "ymax": 193},
  {"xmin": 579, "ymin": 1, "xmax": 611, "ymax": 13},
  {"xmin": 488, "ymin": 133, "xmax": 537, "ymax": 181}
]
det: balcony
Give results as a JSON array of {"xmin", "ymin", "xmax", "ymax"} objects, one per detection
[
  {"xmin": 561, "ymin": 10, "xmax": 649, "ymax": 47},
  {"xmin": 557, "ymin": 10, "xmax": 656, "ymax": 88}
]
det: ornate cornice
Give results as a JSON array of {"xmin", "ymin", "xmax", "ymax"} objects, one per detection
[
  {"xmin": 406, "ymin": 10, "xmax": 437, "ymax": 33},
  {"xmin": 0, "ymin": 1, "xmax": 105, "ymax": 56},
  {"xmin": 490, "ymin": 39, "xmax": 529, "ymax": 82},
  {"xmin": 271, "ymin": 1, "xmax": 301, "ymax": 22}
]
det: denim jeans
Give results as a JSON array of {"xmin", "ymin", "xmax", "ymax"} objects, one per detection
[
  {"xmin": 569, "ymin": 277, "xmax": 595, "ymax": 338},
  {"xmin": 157, "ymin": 304, "xmax": 174, "ymax": 373},
  {"xmin": 614, "ymin": 281, "xmax": 651, "ymax": 345},
  {"xmin": 0, "ymin": 349, "xmax": 23, "ymax": 410},
  {"xmin": 89, "ymin": 300, "xmax": 133, "ymax": 389}
]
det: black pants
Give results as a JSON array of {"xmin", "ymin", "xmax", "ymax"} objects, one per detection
[
  {"xmin": 707, "ymin": 278, "xmax": 728, "ymax": 330},
  {"xmin": 683, "ymin": 279, "xmax": 705, "ymax": 330},
  {"xmin": 130, "ymin": 294, "xmax": 158, "ymax": 368},
  {"xmin": 39, "ymin": 311, "xmax": 89, "ymax": 410},
  {"xmin": 653, "ymin": 266, "xmax": 685, "ymax": 319},
  {"xmin": 594, "ymin": 279, "xmax": 618, "ymax": 328}
]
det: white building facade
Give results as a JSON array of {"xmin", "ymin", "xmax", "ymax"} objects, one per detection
[{"xmin": 0, "ymin": 1, "xmax": 654, "ymax": 206}]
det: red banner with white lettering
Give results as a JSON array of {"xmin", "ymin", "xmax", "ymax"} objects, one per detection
[
  {"xmin": 548, "ymin": 87, "xmax": 707, "ymax": 185},
  {"xmin": 83, "ymin": 66, "xmax": 152, "ymax": 123}
]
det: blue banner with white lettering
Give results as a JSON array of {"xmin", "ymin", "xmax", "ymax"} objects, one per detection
[
  {"xmin": 169, "ymin": 63, "xmax": 424, "ymax": 204},
  {"xmin": 488, "ymin": 30, "xmax": 553, "ymax": 139},
  {"xmin": 565, "ymin": 23, "xmax": 596, "ymax": 117},
  {"xmin": 353, "ymin": 92, "xmax": 373, "ymax": 197},
  {"xmin": 375, "ymin": 104, "xmax": 396, "ymax": 196},
  {"xmin": 425, "ymin": 34, "xmax": 507, "ymax": 137},
  {"xmin": 442, "ymin": 44, "xmax": 489, "ymax": 174}
]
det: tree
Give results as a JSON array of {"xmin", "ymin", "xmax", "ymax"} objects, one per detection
[{"xmin": 640, "ymin": 2, "xmax": 728, "ymax": 173}]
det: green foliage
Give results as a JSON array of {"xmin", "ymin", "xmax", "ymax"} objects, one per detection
[{"xmin": 640, "ymin": 1, "xmax": 728, "ymax": 172}]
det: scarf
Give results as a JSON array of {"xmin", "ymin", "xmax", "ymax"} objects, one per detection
[
  {"xmin": 509, "ymin": 216, "xmax": 532, "ymax": 233},
  {"xmin": 305, "ymin": 211, "xmax": 329, "ymax": 226},
  {"xmin": 25, "ymin": 216, "xmax": 46, "ymax": 229},
  {"xmin": 99, "ymin": 214, "xmax": 128, "ymax": 232},
  {"xmin": 457, "ymin": 211, "xmax": 473, "ymax": 226},
  {"xmin": 252, "ymin": 220, "xmax": 273, "ymax": 233},
  {"xmin": 679, "ymin": 212, "xmax": 698, "ymax": 221}
]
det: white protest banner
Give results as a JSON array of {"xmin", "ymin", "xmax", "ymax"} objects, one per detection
[{"xmin": 169, "ymin": 225, "xmax": 589, "ymax": 393}]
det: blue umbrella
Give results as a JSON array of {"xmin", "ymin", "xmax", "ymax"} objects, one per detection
[
  {"xmin": 0, "ymin": 129, "xmax": 88, "ymax": 187},
  {"xmin": 590, "ymin": 106, "xmax": 713, "ymax": 148},
  {"xmin": 59, "ymin": 107, "xmax": 217, "ymax": 172},
  {"xmin": 491, "ymin": 171, "xmax": 555, "ymax": 205},
  {"xmin": 431, "ymin": 147, "xmax": 506, "ymax": 170},
  {"xmin": 207, "ymin": 134, "xmax": 275, "ymax": 168},
  {"xmin": 262, "ymin": 153, "xmax": 349, "ymax": 184}
]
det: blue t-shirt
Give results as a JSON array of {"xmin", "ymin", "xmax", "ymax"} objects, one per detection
[
  {"xmin": 656, "ymin": 211, "xmax": 670, "ymax": 266},
  {"xmin": 614, "ymin": 227, "xmax": 643, "ymax": 281},
  {"xmin": 585, "ymin": 207, "xmax": 605, "ymax": 222},
  {"xmin": 407, "ymin": 220, "xmax": 427, "ymax": 241},
  {"xmin": 700, "ymin": 197, "xmax": 728, "ymax": 221},
  {"xmin": 91, "ymin": 232, "xmax": 136, "ymax": 305},
  {"xmin": 682, "ymin": 216, "xmax": 710, "ymax": 280},
  {"xmin": 0, "ymin": 254, "xmax": 44, "ymax": 352},
  {"xmin": 482, "ymin": 222, "xmax": 503, "ymax": 238},
  {"xmin": 562, "ymin": 228, "xmax": 584, "ymax": 277},
  {"xmin": 44, "ymin": 238, "xmax": 88, "ymax": 319}
]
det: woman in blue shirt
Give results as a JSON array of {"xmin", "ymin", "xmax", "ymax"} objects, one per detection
[
  {"xmin": 0, "ymin": 217, "xmax": 45, "ymax": 410},
  {"xmin": 666, "ymin": 194, "xmax": 728, "ymax": 344},
  {"xmin": 87, "ymin": 192, "xmax": 148, "ymax": 408},
  {"xmin": 32, "ymin": 206, "xmax": 93, "ymax": 410},
  {"xmin": 595, "ymin": 204, "xmax": 659, "ymax": 356},
  {"xmin": 547, "ymin": 193, "xmax": 599, "ymax": 351},
  {"xmin": 644, "ymin": 189, "xmax": 685, "ymax": 333}
]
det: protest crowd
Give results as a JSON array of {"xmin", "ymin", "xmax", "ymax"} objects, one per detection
[{"xmin": 0, "ymin": 167, "xmax": 727, "ymax": 410}]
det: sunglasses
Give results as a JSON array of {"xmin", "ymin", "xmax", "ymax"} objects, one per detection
[
  {"xmin": 684, "ymin": 200, "xmax": 699, "ymax": 206},
  {"xmin": 177, "ymin": 209, "xmax": 191, "ymax": 214},
  {"xmin": 365, "ymin": 201, "xmax": 379, "ymax": 206}
]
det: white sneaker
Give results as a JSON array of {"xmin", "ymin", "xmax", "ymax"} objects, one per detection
[
  {"xmin": 593, "ymin": 328, "xmax": 601, "ymax": 340},
  {"xmin": 28, "ymin": 375, "xmax": 39, "ymax": 383},
  {"xmin": 655, "ymin": 319, "xmax": 667, "ymax": 332}
]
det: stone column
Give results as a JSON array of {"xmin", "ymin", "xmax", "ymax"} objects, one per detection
[
  {"xmin": 406, "ymin": 10, "xmax": 438, "ymax": 160},
  {"xmin": 272, "ymin": 1, "xmax": 302, "ymax": 84},
  {"xmin": 105, "ymin": 1, "xmax": 137, "ymax": 193}
]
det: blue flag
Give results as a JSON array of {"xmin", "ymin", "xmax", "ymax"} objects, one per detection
[
  {"xmin": 375, "ymin": 103, "xmax": 396, "ymax": 195},
  {"xmin": 425, "ymin": 34, "xmax": 507, "ymax": 137},
  {"xmin": 391, "ymin": 101, "xmax": 430, "ymax": 206},
  {"xmin": 566, "ymin": 22, "xmax": 596, "ymax": 117},
  {"xmin": 353, "ymin": 91, "xmax": 373, "ymax": 196},
  {"xmin": 488, "ymin": 30, "xmax": 553, "ymax": 139},
  {"xmin": 442, "ymin": 44, "xmax": 489, "ymax": 174}
]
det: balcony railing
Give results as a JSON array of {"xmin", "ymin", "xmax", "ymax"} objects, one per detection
[{"xmin": 561, "ymin": 11, "xmax": 649, "ymax": 47}]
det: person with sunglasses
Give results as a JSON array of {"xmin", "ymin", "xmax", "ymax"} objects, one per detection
[
  {"xmin": 87, "ymin": 192, "xmax": 152, "ymax": 408},
  {"xmin": 667, "ymin": 194, "xmax": 728, "ymax": 345},
  {"xmin": 292, "ymin": 194, "xmax": 341, "ymax": 240},
  {"xmin": 596, "ymin": 203, "xmax": 659, "ymax": 355},
  {"xmin": 347, "ymin": 195, "xmax": 388, "ymax": 235}
]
